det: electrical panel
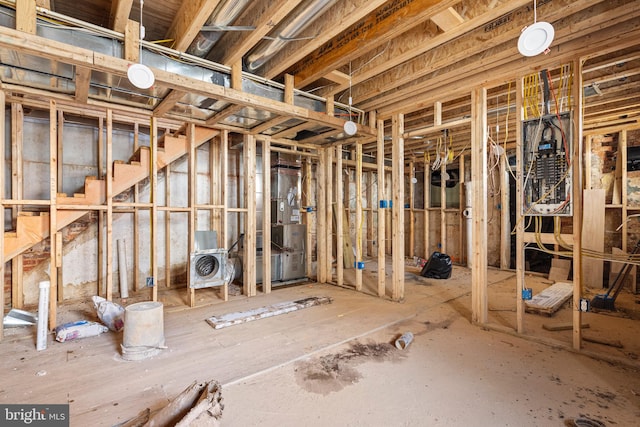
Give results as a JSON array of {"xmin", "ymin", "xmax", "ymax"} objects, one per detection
[{"xmin": 522, "ymin": 112, "xmax": 572, "ymax": 216}]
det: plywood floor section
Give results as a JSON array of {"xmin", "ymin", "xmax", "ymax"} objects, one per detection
[{"xmin": 1, "ymin": 265, "xmax": 639, "ymax": 426}]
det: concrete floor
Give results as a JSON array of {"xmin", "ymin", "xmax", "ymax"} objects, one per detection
[{"xmin": 1, "ymin": 265, "xmax": 639, "ymax": 426}]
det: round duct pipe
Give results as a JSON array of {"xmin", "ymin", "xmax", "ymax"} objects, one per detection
[
  {"xmin": 246, "ymin": 0, "xmax": 337, "ymax": 72},
  {"xmin": 187, "ymin": 0, "xmax": 251, "ymax": 58}
]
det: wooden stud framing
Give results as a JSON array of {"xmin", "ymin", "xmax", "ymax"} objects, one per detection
[
  {"xmin": 336, "ymin": 146, "xmax": 344, "ymax": 287},
  {"xmin": 391, "ymin": 114, "xmax": 404, "ymax": 301},
  {"xmin": 459, "ymin": 154, "xmax": 465, "ymax": 265},
  {"xmin": 572, "ymin": 59, "xmax": 584, "ymax": 350},
  {"xmin": 326, "ymin": 144, "xmax": 334, "ymax": 282},
  {"xmin": 221, "ymin": 131, "xmax": 228, "ymax": 261},
  {"xmin": 0, "ymin": 90, "xmax": 5, "ymax": 340},
  {"xmin": 10, "ymin": 103, "xmax": 23, "ymax": 309},
  {"xmin": 243, "ymin": 134, "xmax": 257, "ymax": 296},
  {"xmin": 471, "ymin": 88, "xmax": 488, "ymax": 324},
  {"xmin": 500, "ymin": 155, "xmax": 510, "ymax": 270},
  {"xmin": 408, "ymin": 159, "xmax": 415, "ymax": 258},
  {"xmin": 56, "ymin": 110, "xmax": 64, "ymax": 301},
  {"xmin": 48, "ymin": 100, "xmax": 57, "ymax": 328},
  {"xmin": 262, "ymin": 137, "xmax": 272, "ymax": 294},
  {"xmin": 366, "ymin": 171, "xmax": 374, "ymax": 257},
  {"xmin": 133, "ymin": 123, "xmax": 140, "ymax": 291},
  {"xmin": 317, "ymin": 149, "xmax": 327, "ymax": 284},
  {"xmin": 16, "ymin": 0, "xmax": 37, "ymax": 35},
  {"xmin": 620, "ymin": 130, "xmax": 628, "ymax": 252},
  {"xmin": 515, "ymin": 77, "xmax": 525, "ymax": 333},
  {"xmin": 106, "ymin": 109, "xmax": 113, "ymax": 301},
  {"xmin": 165, "ymin": 165, "xmax": 171, "ymax": 288},
  {"xmin": 97, "ymin": 118, "xmax": 104, "ymax": 295},
  {"xmin": 150, "ymin": 117, "xmax": 158, "ymax": 302},
  {"xmin": 187, "ymin": 123, "xmax": 196, "ymax": 306},
  {"xmin": 355, "ymin": 142, "xmax": 363, "ymax": 291},
  {"xmin": 423, "ymin": 153, "xmax": 430, "ymax": 260},
  {"xmin": 440, "ymin": 162, "xmax": 447, "ymax": 254}
]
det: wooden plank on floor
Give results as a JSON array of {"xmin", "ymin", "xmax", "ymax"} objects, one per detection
[
  {"xmin": 582, "ymin": 189, "xmax": 605, "ymax": 288},
  {"xmin": 525, "ymin": 282, "xmax": 573, "ymax": 315},
  {"xmin": 542, "ymin": 322, "xmax": 589, "ymax": 331},
  {"xmin": 206, "ymin": 296, "xmax": 332, "ymax": 329}
]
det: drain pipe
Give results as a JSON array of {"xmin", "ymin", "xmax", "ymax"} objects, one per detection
[
  {"xmin": 187, "ymin": 0, "xmax": 251, "ymax": 58},
  {"xmin": 246, "ymin": 0, "xmax": 337, "ymax": 72}
]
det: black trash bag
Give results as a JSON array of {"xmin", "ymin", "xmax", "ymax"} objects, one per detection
[{"xmin": 420, "ymin": 252, "xmax": 452, "ymax": 279}]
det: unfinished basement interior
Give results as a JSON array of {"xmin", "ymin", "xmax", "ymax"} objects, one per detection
[{"xmin": 1, "ymin": 0, "xmax": 639, "ymax": 425}]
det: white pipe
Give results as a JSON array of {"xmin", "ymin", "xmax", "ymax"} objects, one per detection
[
  {"xmin": 118, "ymin": 239, "xmax": 129, "ymax": 299},
  {"xmin": 36, "ymin": 281, "xmax": 50, "ymax": 351}
]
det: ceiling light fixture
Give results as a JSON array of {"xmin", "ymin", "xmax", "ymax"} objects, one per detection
[
  {"xmin": 517, "ymin": 0, "xmax": 554, "ymax": 57},
  {"xmin": 343, "ymin": 61, "xmax": 357, "ymax": 136},
  {"xmin": 127, "ymin": 0, "xmax": 155, "ymax": 89}
]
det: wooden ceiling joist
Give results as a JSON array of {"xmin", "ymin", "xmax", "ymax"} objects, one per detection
[
  {"xmin": 429, "ymin": 6, "xmax": 465, "ymax": 32},
  {"xmin": 110, "ymin": 0, "xmax": 134, "ymax": 33},
  {"xmin": 74, "ymin": 66, "xmax": 91, "ymax": 103},
  {"xmin": 166, "ymin": 0, "xmax": 223, "ymax": 52},
  {"xmin": 153, "ymin": 89, "xmax": 186, "ymax": 117}
]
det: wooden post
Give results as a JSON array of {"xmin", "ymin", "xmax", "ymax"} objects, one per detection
[
  {"xmin": 366, "ymin": 171, "xmax": 374, "ymax": 257},
  {"xmin": 221, "ymin": 131, "xmax": 228, "ymax": 262},
  {"xmin": 377, "ymin": 120, "xmax": 386, "ymax": 297},
  {"xmin": 187, "ymin": 123, "xmax": 196, "ymax": 307},
  {"xmin": 584, "ymin": 136, "xmax": 592, "ymax": 190},
  {"xmin": 56, "ymin": 111, "xmax": 63, "ymax": 301},
  {"xmin": 500, "ymin": 155, "xmax": 510, "ymax": 270},
  {"xmin": 150, "ymin": 117, "xmax": 158, "ymax": 302},
  {"xmin": 304, "ymin": 157, "xmax": 313, "ymax": 279},
  {"xmin": 16, "ymin": 0, "xmax": 37, "ymax": 34},
  {"xmin": 326, "ymin": 145, "xmax": 334, "ymax": 282},
  {"xmin": 355, "ymin": 142, "xmax": 363, "ymax": 291},
  {"xmin": 391, "ymin": 114, "xmax": 405, "ymax": 301},
  {"xmin": 459, "ymin": 154, "xmax": 466, "ymax": 265},
  {"xmin": 262, "ymin": 138, "xmax": 271, "ymax": 294},
  {"xmin": 10, "ymin": 104, "xmax": 23, "ymax": 309},
  {"xmin": 97, "ymin": 118, "xmax": 104, "ymax": 295},
  {"xmin": 133, "ymin": 123, "xmax": 140, "ymax": 291},
  {"xmin": 243, "ymin": 134, "xmax": 257, "ymax": 296},
  {"xmin": 572, "ymin": 59, "xmax": 584, "ymax": 350},
  {"xmin": 515, "ymin": 78, "xmax": 525, "ymax": 333},
  {"xmin": 424, "ymin": 153, "xmax": 430, "ymax": 260},
  {"xmin": 317, "ymin": 149, "xmax": 327, "ymax": 284},
  {"xmin": 48, "ymin": 100, "xmax": 57, "ymax": 327},
  {"xmin": 0, "ymin": 90, "xmax": 5, "ymax": 340},
  {"xmin": 106, "ymin": 109, "xmax": 113, "ymax": 301},
  {"xmin": 336, "ymin": 146, "xmax": 344, "ymax": 287},
  {"xmin": 408, "ymin": 159, "xmax": 415, "ymax": 258},
  {"xmin": 471, "ymin": 88, "xmax": 488, "ymax": 324},
  {"xmin": 621, "ymin": 130, "xmax": 628, "ymax": 252},
  {"xmin": 165, "ymin": 164, "xmax": 171, "ymax": 288}
]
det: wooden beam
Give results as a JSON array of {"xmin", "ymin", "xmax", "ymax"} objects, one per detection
[
  {"xmin": 500, "ymin": 155, "xmax": 510, "ymax": 270},
  {"xmin": 187, "ymin": 123, "xmax": 196, "ymax": 306},
  {"xmin": 262, "ymin": 138, "xmax": 271, "ymax": 294},
  {"xmin": 366, "ymin": 170, "xmax": 374, "ymax": 257},
  {"xmin": 164, "ymin": 165, "xmax": 171, "ymax": 288},
  {"xmin": 430, "ymin": 7, "xmax": 465, "ymax": 32},
  {"xmin": 572, "ymin": 59, "xmax": 584, "ymax": 350},
  {"xmin": 471, "ymin": 87, "xmax": 488, "ymax": 324},
  {"xmin": 221, "ymin": 131, "xmax": 228, "ymax": 267},
  {"xmin": 440, "ymin": 162, "xmax": 446, "ymax": 254},
  {"xmin": 391, "ymin": 114, "xmax": 404, "ymax": 301},
  {"xmin": 166, "ymin": 0, "xmax": 223, "ymax": 52},
  {"xmin": 335, "ymin": 146, "xmax": 344, "ymax": 287},
  {"xmin": 133, "ymin": 123, "xmax": 140, "ymax": 292},
  {"xmin": 106, "ymin": 110, "xmax": 113, "ymax": 301},
  {"xmin": 110, "ymin": 0, "xmax": 134, "ymax": 34},
  {"xmin": 423, "ymin": 154, "xmax": 430, "ymax": 260},
  {"xmin": 355, "ymin": 142, "xmax": 363, "ymax": 291},
  {"xmin": 377, "ymin": 120, "xmax": 386, "ymax": 297},
  {"xmin": 0, "ymin": 90, "xmax": 4, "ymax": 340},
  {"xmin": 150, "ymin": 117, "xmax": 158, "ymax": 302},
  {"xmin": 10, "ymin": 103, "xmax": 23, "ymax": 309},
  {"xmin": 243, "ymin": 134, "xmax": 257, "ymax": 296},
  {"xmin": 16, "ymin": 0, "xmax": 36, "ymax": 34},
  {"xmin": 408, "ymin": 159, "xmax": 415, "ymax": 258},
  {"xmin": 515, "ymin": 77, "xmax": 525, "ymax": 333},
  {"xmin": 326, "ymin": 145, "xmax": 334, "ymax": 282},
  {"xmin": 74, "ymin": 66, "xmax": 91, "ymax": 104},
  {"xmin": 153, "ymin": 90, "xmax": 185, "ymax": 117},
  {"xmin": 290, "ymin": 0, "xmax": 454, "ymax": 87},
  {"xmin": 124, "ymin": 19, "xmax": 140, "ymax": 62},
  {"xmin": 48, "ymin": 99, "xmax": 57, "ymax": 329},
  {"xmin": 317, "ymin": 149, "xmax": 327, "ymax": 284}
]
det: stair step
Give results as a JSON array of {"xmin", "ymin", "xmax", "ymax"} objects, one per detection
[
  {"xmin": 57, "ymin": 192, "xmax": 68, "ymax": 197},
  {"xmin": 114, "ymin": 160, "xmax": 126, "ymax": 165},
  {"xmin": 86, "ymin": 175, "xmax": 99, "ymax": 181},
  {"xmin": 74, "ymin": 193, "xmax": 86, "ymax": 198},
  {"xmin": 17, "ymin": 211, "xmax": 37, "ymax": 217},
  {"xmin": 5, "ymin": 231, "xmax": 17, "ymax": 238}
]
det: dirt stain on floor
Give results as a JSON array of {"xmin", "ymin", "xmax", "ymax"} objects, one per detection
[{"xmin": 294, "ymin": 341, "xmax": 401, "ymax": 395}]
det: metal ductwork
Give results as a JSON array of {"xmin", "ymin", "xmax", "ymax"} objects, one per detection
[
  {"xmin": 187, "ymin": 0, "xmax": 252, "ymax": 58},
  {"xmin": 246, "ymin": 0, "xmax": 337, "ymax": 72}
]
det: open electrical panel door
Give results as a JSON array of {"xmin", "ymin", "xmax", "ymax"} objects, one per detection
[{"xmin": 521, "ymin": 111, "xmax": 572, "ymax": 216}]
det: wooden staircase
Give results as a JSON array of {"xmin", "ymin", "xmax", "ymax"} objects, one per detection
[{"xmin": 3, "ymin": 127, "xmax": 219, "ymax": 263}]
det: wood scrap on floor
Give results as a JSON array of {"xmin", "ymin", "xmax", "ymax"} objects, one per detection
[
  {"xmin": 548, "ymin": 258, "xmax": 571, "ymax": 282},
  {"xmin": 525, "ymin": 282, "xmax": 573, "ymax": 315},
  {"xmin": 206, "ymin": 296, "xmax": 332, "ymax": 329},
  {"xmin": 119, "ymin": 380, "xmax": 223, "ymax": 427},
  {"xmin": 542, "ymin": 322, "xmax": 590, "ymax": 331},
  {"xmin": 583, "ymin": 335, "xmax": 624, "ymax": 349}
]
